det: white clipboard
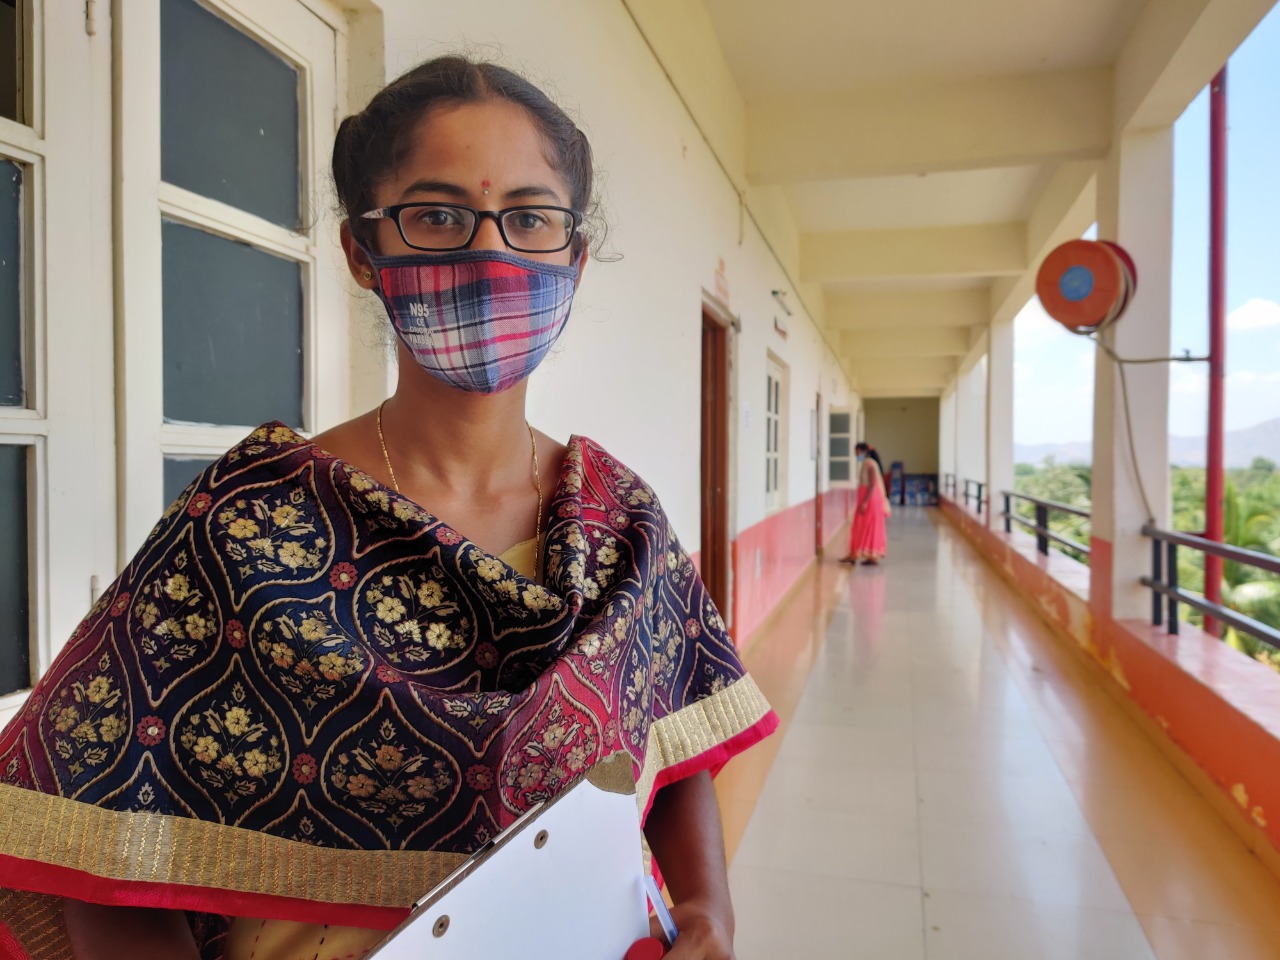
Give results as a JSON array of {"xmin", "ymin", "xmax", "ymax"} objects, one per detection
[{"xmin": 369, "ymin": 753, "xmax": 650, "ymax": 959}]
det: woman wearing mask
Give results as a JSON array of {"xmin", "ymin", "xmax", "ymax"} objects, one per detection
[
  {"xmin": 841, "ymin": 442, "xmax": 891, "ymax": 565},
  {"xmin": 0, "ymin": 57, "xmax": 776, "ymax": 960}
]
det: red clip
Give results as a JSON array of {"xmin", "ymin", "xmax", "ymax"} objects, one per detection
[{"xmin": 625, "ymin": 937, "xmax": 667, "ymax": 960}]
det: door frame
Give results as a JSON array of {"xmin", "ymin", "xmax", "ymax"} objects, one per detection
[
  {"xmin": 700, "ymin": 293, "xmax": 738, "ymax": 629},
  {"xmin": 814, "ymin": 391, "xmax": 823, "ymax": 554}
]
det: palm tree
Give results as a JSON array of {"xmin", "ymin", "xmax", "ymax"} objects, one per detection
[{"xmin": 1219, "ymin": 481, "xmax": 1280, "ymax": 671}]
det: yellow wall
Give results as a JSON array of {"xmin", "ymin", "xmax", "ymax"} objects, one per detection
[{"xmin": 863, "ymin": 398, "xmax": 941, "ymax": 474}]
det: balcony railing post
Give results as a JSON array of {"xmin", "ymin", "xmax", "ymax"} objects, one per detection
[
  {"xmin": 1142, "ymin": 524, "xmax": 1280, "ymax": 650},
  {"xmin": 1035, "ymin": 503, "xmax": 1049, "ymax": 556},
  {"xmin": 1152, "ymin": 536, "xmax": 1163, "ymax": 627},
  {"xmin": 977, "ymin": 482, "xmax": 984, "ymax": 515},
  {"xmin": 1003, "ymin": 492, "xmax": 1011, "ymax": 534}
]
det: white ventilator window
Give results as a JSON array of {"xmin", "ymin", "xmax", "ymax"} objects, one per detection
[
  {"xmin": 828, "ymin": 411, "xmax": 852, "ymax": 484},
  {"xmin": 117, "ymin": 0, "xmax": 349, "ymax": 552}
]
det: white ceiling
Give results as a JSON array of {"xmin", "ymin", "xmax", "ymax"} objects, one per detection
[
  {"xmin": 784, "ymin": 165, "xmax": 1050, "ymax": 232},
  {"xmin": 702, "ymin": 0, "xmax": 1147, "ymax": 97},
  {"xmin": 690, "ymin": 0, "xmax": 1162, "ymax": 397},
  {"xmin": 822, "ymin": 276, "xmax": 992, "ymax": 295}
]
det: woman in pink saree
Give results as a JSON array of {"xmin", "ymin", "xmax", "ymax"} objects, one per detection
[{"xmin": 842, "ymin": 442, "xmax": 891, "ymax": 565}]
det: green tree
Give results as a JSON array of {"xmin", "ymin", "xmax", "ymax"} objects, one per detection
[
  {"xmin": 1249, "ymin": 456, "xmax": 1276, "ymax": 475},
  {"xmin": 1012, "ymin": 458, "xmax": 1092, "ymax": 563},
  {"xmin": 1220, "ymin": 480, "xmax": 1280, "ymax": 671},
  {"xmin": 1167, "ymin": 465, "xmax": 1280, "ymax": 673}
]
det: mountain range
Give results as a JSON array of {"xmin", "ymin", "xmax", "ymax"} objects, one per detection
[{"xmin": 1015, "ymin": 416, "xmax": 1280, "ymax": 468}]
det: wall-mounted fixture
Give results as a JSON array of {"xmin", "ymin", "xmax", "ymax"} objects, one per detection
[{"xmin": 770, "ymin": 289, "xmax": 793, "ymax": 316}]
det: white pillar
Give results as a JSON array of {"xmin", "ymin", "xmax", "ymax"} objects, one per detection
[
  {"xmin": 955, "ymin": 347, "xmax": 989, "ymax": 510},
  {"xmin": 940, "ymin": 386, "xmax": 957, "ymax": 493},
  {"xmin": 1092, "ymin": 128, "xmax": 1174, "ymax": 618},
  {"xmin": 986, "ymin": 316, "xmax": 1015, "ymax": 524}
]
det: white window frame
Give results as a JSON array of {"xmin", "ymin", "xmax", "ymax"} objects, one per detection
[
  {"xmin": 0, "ymin": 0, "xmax": 115, "ymax": 720},
  {"xmin": 115, "ymin": 0, "xmax": 353, "ymax": 560},
  {"xmin": 765, "ymin": 354, "xmax": 788, "ymax": 514}
]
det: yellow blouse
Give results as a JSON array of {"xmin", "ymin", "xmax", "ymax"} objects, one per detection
[
  {"xmin": 497, "ymin": 535, "xmax": 538, "ymax": 581},
  {"xmin": 224, "ymin": 538, "xmax": 540, "ymax": 959}
]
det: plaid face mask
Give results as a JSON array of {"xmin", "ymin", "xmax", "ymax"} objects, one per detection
[{"xmin": 363, "ymin": 247, "xmax": 580, "ymax": 394}]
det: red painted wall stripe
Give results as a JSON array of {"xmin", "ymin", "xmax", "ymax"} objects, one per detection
[{"xmin": 731, "ymin": 489, "xmax": 854, "ymax": 646}]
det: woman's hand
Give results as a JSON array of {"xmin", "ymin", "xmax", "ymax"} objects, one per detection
[
  {"xmin": 642, "ymin": 772, "xmax": 736, "ymax": 960},
  {"xmin": 650, "ymin": 898, "xmax": 735, "ymax": 959}
]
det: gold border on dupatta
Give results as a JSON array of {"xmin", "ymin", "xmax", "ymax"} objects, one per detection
[
  {"xmin": 0, "ymin": 783, "xmax": 466, "ymax": 908},
  {"xmin": 636, "ymin": 674, "xmax": 773, "ymax": 815}
]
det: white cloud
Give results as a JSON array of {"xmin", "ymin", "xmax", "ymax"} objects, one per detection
[
  {"xmin": 1227, "ymin": 298, "xmax": 1280, "ymax": 331},
  {"xmin": 1226, "ymin": 370, "xmax": 1280, "ymax": 386},
  {"xmin": 1171, "ymin": 365, "xmax": 1207, "ymax": 393}
]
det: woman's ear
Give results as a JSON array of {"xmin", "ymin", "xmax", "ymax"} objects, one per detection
[
  {"xmin": 573, "ymin": 241, "xmax": 589, "ymax": 287},
  {"xmin": 340, "ymin": 221, "xmax": 378, "ymax": 290}
]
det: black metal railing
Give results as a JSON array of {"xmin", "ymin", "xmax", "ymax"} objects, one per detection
[
  {"xmin": 1141, "ymin": 524, "xmax": 1280, "ymax": 652},
  {"xmin": 942, "ymin": 473, "xmax": 957, "ymax": 498},
  {"xmin": 1002, "ymin": 492, "xmax": 1091, "ymax": 561},
  {"xmin": 962, "ymin": 479, "xmax": 985, "ymax": 514}
]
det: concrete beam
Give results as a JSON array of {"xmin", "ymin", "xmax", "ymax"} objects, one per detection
[
  {"xmin": 840, "ymin": 326, "xmax": 971, "ymax": 359},
  {"xmin": 748, "ymin": 68, "xmax": 1112, "ymax": 184},
  {"xmin": 846, "ymin": 355, "xmax": 958, "ymax": 386},
  {"xmin": 990, "ymin": 161, "xmax": 1098, "ymax": 327},
  {"xmin": 802, "ymin": 223, "xmax": 1027, "ymax": 284},
  {"xmin": 825, "ymin": 288, "xmax": 990, "ymax": 331},
  {"xmin": 958, "ymin": 328, "xmax": 990, "ymax": 379},
  {"xmin": 858, "ymin": 385, "xmax": 945, "ymax": 399},
  {"xmin": 1115, "ymin": 0, "xmax": 1273, "ymax": 132}
]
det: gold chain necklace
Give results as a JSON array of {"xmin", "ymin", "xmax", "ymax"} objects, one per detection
[{"xmin": 376, "ymin": 400, "xmax": 543, "ymax": 582}]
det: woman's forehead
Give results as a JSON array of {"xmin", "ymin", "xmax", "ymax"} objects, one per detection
[{"xmin": 388, "ymin": 100, "xmax": 568, "ymax": 200}]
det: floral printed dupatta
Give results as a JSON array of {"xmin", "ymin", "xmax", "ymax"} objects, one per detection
[{"xmin": 0, "ymin": 424, "xmax": 776, "ymax": 952}]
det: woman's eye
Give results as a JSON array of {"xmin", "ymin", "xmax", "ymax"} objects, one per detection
[
  {"xmin": 510, "ymin": 211, "xmax": 552, "ymax": 232},
  {"xmin": 409, "ymin": 207, "xmax": 465, "ymax": 229}
]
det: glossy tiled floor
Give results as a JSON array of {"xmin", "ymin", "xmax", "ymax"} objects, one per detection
[{"xmin": 724, "ymin": 508, "xmax": 1280, "ymax": 959}]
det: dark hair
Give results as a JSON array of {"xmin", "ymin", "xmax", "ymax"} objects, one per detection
[
  {"xmin": 332, "ymin": 55, "xmax": 600, "ymax": 254},
  {"xmin": 855, "ymin": 442, "xmax": 869, "ymax": 454}
]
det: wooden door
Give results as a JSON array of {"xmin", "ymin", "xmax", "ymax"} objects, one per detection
[
  {"xmin": 815, "ymin": 393, "xmax": 823, "ymax": 554},
  {"xmin": 700, "ymin": 313, "xmax": 730, "ymax": 619}
]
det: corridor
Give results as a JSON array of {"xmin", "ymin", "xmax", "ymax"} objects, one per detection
[{"xmin": 724, "ymin": 510, "xmax": 1280, "ymax": 959}]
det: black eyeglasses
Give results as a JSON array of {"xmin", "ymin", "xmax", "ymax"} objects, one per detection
[{"xmin": 360, "ymin": 202, "xmax": 583, "ymax": 253}]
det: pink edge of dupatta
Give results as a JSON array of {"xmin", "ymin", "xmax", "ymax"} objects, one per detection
[{"xmin": 639, "ymin": 710, "xmax": 780, "ymax": 825}]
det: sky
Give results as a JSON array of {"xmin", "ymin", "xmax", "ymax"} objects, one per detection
[{"xmin": 1014, "ymin": 5, "xmax": 1280, "ymax": 448}]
